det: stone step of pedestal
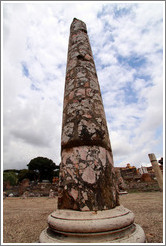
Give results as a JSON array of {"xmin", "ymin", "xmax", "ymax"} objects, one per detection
[
  {"xmin": 39, "ymin": 223, "xmax": 146, "ymax": 243},
  {"xmin": 49, "ymin": 224, "xmax": 135, "ymax": 237},
  {"xmin": 39, "ymin": 205, "xmax": 146, "ymax": 243},
  {"xmin": 47, "ymin": 205, "xmax": 134, "ymax": 234}
]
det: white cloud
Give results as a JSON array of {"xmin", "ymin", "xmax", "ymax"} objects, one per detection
[{"xmin": 2, "ymin": 1, "xmax": 164, "ymax": 170}]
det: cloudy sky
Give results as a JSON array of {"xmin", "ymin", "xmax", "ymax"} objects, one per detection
[{"xmin": 2, "ymin": 1, "xmax": 164, "ymax": 170}]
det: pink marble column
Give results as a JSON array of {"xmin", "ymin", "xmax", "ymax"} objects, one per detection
[
  {"xmin": 58, "ymin": 18, "xmax": 119, "ymax": 211},
  {"xmin": 39, "ymin": 18, "xmax": 146, "ymax": 244}
]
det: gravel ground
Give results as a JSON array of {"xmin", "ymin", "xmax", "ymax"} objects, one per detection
[
  {"xmin": 120, "ymin": 192, "xmax": 163, "ymax": 243},
  {"xmin": 3, "ymin": 191, "xmax": 163, "ymax": 243}
]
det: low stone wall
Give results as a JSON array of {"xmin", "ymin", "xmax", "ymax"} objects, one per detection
[
  {"xmin": 126, "ymin": 180, "xmax": 160, "ymax": 192},
  {"xmin": 4, "ymin": 179, "xmax": 160, "ymax": 197},
  {"xmin": 4, "ymin": 183, "xmax": 58, "ymax": 197}
]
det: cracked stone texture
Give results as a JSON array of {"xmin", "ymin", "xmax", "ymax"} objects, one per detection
[
  {"xmin": 61, "ymin": 18, "xmax": 111, "ymax": 152},
  {"xmin": 58, "ymin": 18, "xmax": 119, "ymax": 211},
  {"xmin": 58, "ymin": 146, "xmax": 119, "ymax": 211}
]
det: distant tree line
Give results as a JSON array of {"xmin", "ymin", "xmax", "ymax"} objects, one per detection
[{"xmin": 3, "ymin": 157, "xmax": 60, "ymax": 186}]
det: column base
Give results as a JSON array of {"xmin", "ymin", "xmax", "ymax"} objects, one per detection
[{"xmin": 39, "ymin": 206, "xmax": 146, "ymax": 243}]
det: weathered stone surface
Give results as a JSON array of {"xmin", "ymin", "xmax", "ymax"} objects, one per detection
[
  {"xmin": 40, "ymin": 223, "xmax": 146, "ymax": 243},
  {"xmin": 82, "ymin": 166, "xmax": 96, "ymax": 184},
  {"xmin": 40, "ymin": 206, "xmax": 146, "ymax": 243},
  {"xmin": 48, "ymin": 206, "xmax": 135, "ymax": 233},
  {"xmin": 62, "ymin": 18, "xmax": 111, "ymax": 152},
  {"xmin": 58, "ymin": 146, "xmax": 119, "ymax": 211},
  {"xmin": 58, "ymin": 18, "xmax": 119, "ymax": 211},
  {"xmin": 148, "ymin": 153, "xmax": 163, "ymax": 191}
]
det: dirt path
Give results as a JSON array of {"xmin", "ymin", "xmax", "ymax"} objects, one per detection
[{"xmin": 3, "ymin": 192, "xmax": 163, "ymax": 243}]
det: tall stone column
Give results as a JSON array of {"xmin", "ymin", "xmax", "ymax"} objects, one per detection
[
  {"xmin": 58, "ymin": 17, "xmax": 119, "ymax": 211},
  {"xmin": 39, "ymin": 18, "xmax": 146, "ymax": 243},
  {"xmin": 148, "ymin": 153, "xmax": 163, "ymax": 191}
]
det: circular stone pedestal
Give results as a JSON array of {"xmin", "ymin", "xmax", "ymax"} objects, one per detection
[{"xmin": 39, "ymin": 205, "xmax": 146, "ymax": 243}]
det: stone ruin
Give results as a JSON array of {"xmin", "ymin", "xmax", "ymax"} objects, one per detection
[
  {"xmin": 149, "ymin": 153, "xmax": 163, "ymax": 191},
  {"xmin": 3, "ymin": 178, "xmax": 58, "ymax": 198},
  {"xmin": 39, "ymin": 18, "xmax": 146, "ymax": 243}
]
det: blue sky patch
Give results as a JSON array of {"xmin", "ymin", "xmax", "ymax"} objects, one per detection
[
  {"xmin": 117, "ymin": 55, "xmax": 147, "ymax": 69},
  {"xmin": 123, "ymin": 83, "xmax": 138, "ymax": 104},
  {"xmin": 18, "ymin": 94, "xmax": 26, "ymax": 100},
  {"xmin": 155, "ymin": 125, "xmax": 163, "ymax": 139},
  {"xmin": 133, "ymin": 74, "xmax": 153, "ymax": 88},
  {"xmin": 31, "ymin": 83, "xmax": 40, "ymax": 91},
  {"xmin": 97, "ymin": 4, "xmax": 110, "ymax": 18},
  {"xmin": 113, "ymin": 5, "xmax": 132, "ymax": 19},
  {"xmin": 21, "ymin": 62, "xmax": 29, "ymax": 77},
  {"xmin": 135, "ymin": 74, "xmax": 151, "ymax": 81}
]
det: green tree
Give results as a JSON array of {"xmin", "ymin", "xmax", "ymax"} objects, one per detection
[
  {"xmin": 3, "ymin": 171, "xmax": 18, "ymax": 186},
  {"xmin": 3, "ymin": 169, "xmax": 20, "ymax": 174},
  {"xmin": 17, "ymin": 169, "xmax": 38, "ymax": 182},
  {"xmin": 27, "ymin": 157, "xmax": 57, "ymax": 182}
]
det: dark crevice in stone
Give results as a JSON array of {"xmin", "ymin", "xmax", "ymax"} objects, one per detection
[
  {"xmin": 61, "ymin": 140, "xmax": 112, "ymax": 153},
  {"xmin": 80, "ymin": 28, "xmax": 87, "ymax": 34},
  {"xmin": 77, "ymin": 54, "xmax": 85, "ymax": 60}
]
